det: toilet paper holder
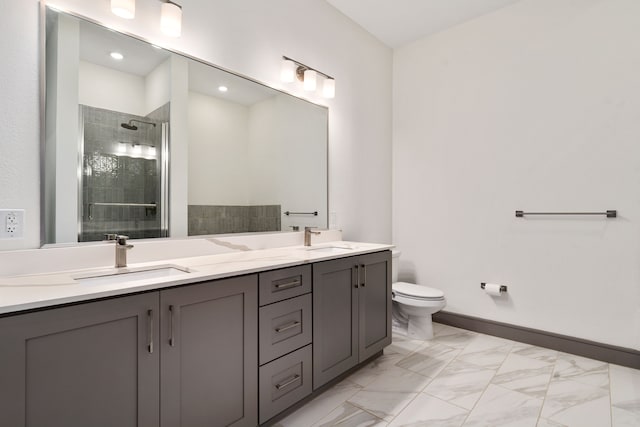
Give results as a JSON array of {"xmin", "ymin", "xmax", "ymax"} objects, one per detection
[{"xmin": 480, "ymin": 282, "xmax": 508, "ymax": 292}]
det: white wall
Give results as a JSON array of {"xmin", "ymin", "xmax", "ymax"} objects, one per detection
[
  {"xmin": 145, "ymin": 58, "xmax": 171, "ymax": 115},
  {"xmin": 45, "ymin": 12, "xmax": 80, "ymax": 244},
  {"xmin": 78, "ymin": 61, "xmax": 146, "ymax": 116},
  {"xmin": 0, "ymin": 0, "xmax": 392, "ymax": 251},
  {"xmin": 248, "ymin": 94, "xmax": 328, "ymax": 230},
  {"xmin": 393, "ymin": 0, "xmax": 640, "ymax": 350},
  {"xmin": 188, "ymin": 91, "xmax": 250, "ymax": 205},
  {"xmin": 0, "ymin": 0, "xmax": 40, "ymax": 250}
]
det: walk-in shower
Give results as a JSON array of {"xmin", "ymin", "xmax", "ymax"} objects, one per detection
[{"xmin": 79, "ymin": 104, "xmax": 170, "ymax": 242}]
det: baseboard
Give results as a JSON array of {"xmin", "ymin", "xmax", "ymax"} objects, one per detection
[{"xmin": 433, "ymin": 311, "xmax": 640, "ymax": 370}]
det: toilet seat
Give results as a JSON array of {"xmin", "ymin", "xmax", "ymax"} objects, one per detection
[{"xmin": 392, "ymin": 282, "xmax": 444, "ymax": 301}]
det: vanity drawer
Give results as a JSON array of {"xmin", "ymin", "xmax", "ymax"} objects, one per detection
[
  {"xmin": 259, "ymin": 265, "xmax": 311, "ymax": 306},
  {"xmin": 259, "ymin": 294, "xmax": 312, "ymax": 365},
  {"xmin": 259, "ymin": 344, "xmax": 312, "ymax": 424}
]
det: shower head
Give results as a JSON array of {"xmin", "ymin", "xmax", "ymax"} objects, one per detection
[{"xmin": 121, "ymin": 119, "xmax": 157, "ymax": 131}]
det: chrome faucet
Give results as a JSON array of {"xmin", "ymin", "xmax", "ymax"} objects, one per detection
[
  {"xmin": 304, "ymin": 227, "xmax": 321, "ymax": 246},
  {"xmin": 105, "ymin": 234, "xmax": 134, "ymax": 268}
]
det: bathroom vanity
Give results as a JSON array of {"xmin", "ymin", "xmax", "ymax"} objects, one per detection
[{"xmin": 0, "ymin": 242, "xmax": 392, "ymax": 427}]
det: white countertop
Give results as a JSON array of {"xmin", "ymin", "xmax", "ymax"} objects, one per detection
[{"xmin": 0, "ymin": 241, "xmax": 393, "ymax": 315}]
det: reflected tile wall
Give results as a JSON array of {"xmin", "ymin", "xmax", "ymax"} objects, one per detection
[{"xmin": 188, "ymin": 205, "xmax": 281, "ymax": 235}]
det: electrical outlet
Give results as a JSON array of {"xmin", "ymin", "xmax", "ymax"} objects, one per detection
[{"xmin": 0, "ymin": 209, "xmax": 24, "ymax": 239}]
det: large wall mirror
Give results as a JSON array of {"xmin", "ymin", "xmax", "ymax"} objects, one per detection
[{"xmin": 43, "ymin": 7, "xmax": 328, "ymax": 245}]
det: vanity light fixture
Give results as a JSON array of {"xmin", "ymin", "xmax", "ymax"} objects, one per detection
[
  {"xmin": 303, "ymin": 69, "xmax": 317, "ymax": 91},
  {"xmin": 111, "ymin": 0, "xmax": 135, "ymax": 19},
  {"xmin": 281, "ymin": 56, "xmax": 335, "ymax": 98},
  {"xmin": 323, "ymin": 78, "xmax": 335, "ymax": 99},
  {"xmin": 160, "ymin": 1, "xmax": 182, "ymax": 37},
  {"xmin": 280, "ymin": 59, "xmax": 296, "ymax": 83},
  {"xmin": 110, "ymin": 51, "xmax": 124, "ymax": 60}
]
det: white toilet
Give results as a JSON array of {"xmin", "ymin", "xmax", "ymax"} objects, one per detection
[{"xmin": 392, "ymin": 250, "xmax": 446, "ymax": 340}]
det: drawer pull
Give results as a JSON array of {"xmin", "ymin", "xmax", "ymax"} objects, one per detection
[
  {"xmin": 275, "ymin": 374, "xmax": 301, "ymax": 390},
  {"xmin": 274, "ymin": 279, "xmax": 301, "ymax": 290},
  {"xmin": 275, "ymin": 321, "xmax": 301, "ymax": 333}
]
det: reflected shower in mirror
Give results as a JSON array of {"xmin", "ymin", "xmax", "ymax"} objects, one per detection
[
  {"xmin": 80, "ymin": 104, "xmax": 169, "ymax": 241},
  {"xmin": 43, "ymin": 7, "xmax": 328, "ymax": 246}
]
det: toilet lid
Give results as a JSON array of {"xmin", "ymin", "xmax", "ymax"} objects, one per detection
[{"xmin": 392, "ymin": 282, "xmax": 444, "ymax": 299}]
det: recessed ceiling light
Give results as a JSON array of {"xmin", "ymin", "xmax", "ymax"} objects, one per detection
[
  {"xmin": 110, "ymin": 52, "xmax": 124, "ymax": 60},
  {"xmin": 218, "ymin": 86, "xmax": 228, "ymax": 92}
]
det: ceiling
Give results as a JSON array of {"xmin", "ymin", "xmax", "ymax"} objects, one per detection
[{"xmin": 326, "ymin": 0, "xmax": 522, "ymax": 48}]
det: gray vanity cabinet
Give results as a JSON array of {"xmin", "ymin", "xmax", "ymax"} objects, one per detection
[
  {"xmin": 0, "ymin": 292, "xmax": 160, "ymax": 427},
  {"xmin": 312, "ymin": 251, "xmax": 392, "ymax": 389},
  {"xmin": 160, "ymin": 275, "xmax": 258, "ymax": 427},
  {"xmin": 357, "ymin": 251, "xmax": 393, "ymax": 362}
]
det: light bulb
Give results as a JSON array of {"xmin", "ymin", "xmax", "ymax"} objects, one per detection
[
  {"xmin": 161, "ymin": 2, "xmax": 182, "ymax": 37},
  {"xmin": 303, "ymin": 69, "xmax": 317, "ymax": 91},
  {"xmin": 323, "ymin": 78, "xmax": 335, "ymax": 98},
  {"xmin": 111, "ymin": 0, "xmax": 135, "ymax": 19},
  {"xmin": 280, "ymin": 59, "xmax": 296, "ymax": 83}
]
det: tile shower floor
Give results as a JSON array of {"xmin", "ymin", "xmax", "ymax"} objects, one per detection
[{"xmin": 275, "ymin": 323, "xmax": 640, "ymax": 427}]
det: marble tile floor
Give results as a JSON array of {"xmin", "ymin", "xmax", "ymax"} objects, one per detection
[{"xmin": 275, "ymin": 323, "xmax": 640, "ymax": 427}]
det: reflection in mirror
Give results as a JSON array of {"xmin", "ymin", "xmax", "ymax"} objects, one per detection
[{"xmin": 43, "ymin": 7, "xmax": 328, "ymax": 246}]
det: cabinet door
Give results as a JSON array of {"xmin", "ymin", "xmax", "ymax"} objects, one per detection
[
  {"xmin": 358, "ymin": 251, "xmax": 392, "ymax": 362},
  {"xmin": 160, "ymin": 275, "xmax": 258, "ymax": 427},
  {"xmin": 0, "ymin": 293, "xmax": 160, "ymax": 427},
  {"xmin": 312, "ymin": 256, "xmax": 359, "ymax": 389}
]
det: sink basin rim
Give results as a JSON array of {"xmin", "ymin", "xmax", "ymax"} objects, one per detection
[{"xmin": 73, "ymin": 264, "xmax": 191, "ymax": 283}]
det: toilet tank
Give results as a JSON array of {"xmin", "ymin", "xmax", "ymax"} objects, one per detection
[{"xmin": 391, "ymin": 250, "xmax": 401, "ymax": 283}]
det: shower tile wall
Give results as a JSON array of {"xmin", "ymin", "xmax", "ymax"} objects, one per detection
[
  {"xmin": 80, "ymin": 104, "xmax": 168, "ymax": 242},
  {"xmin": 188, "ymin": 205, "xmax": 281, "ymax": 235}
]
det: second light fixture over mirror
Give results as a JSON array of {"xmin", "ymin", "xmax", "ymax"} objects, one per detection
[
  {"xmin": 280, "ymin": 56, "xmax": 335, "ymax": 99},
  {"xmin": 111, "ymin": 0, "xmax": 182, "ymax": 37}
]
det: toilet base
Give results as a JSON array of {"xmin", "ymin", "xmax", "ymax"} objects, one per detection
[
  {"xmin": 392, "ymin": 302, "xmax": 436, "ymax": 340},
  {"xmin": 407, "ymin": 314, "xmax": 434, "ymax": 340}
]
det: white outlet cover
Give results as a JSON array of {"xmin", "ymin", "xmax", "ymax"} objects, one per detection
[{"xmin": 0, "ymin": 209, "xmax": 24, "ymax": 239}]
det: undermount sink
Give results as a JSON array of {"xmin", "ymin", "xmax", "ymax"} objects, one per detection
[
  {"xmin": 74, "ymin": 265, "xmax": 191, "ymax": 286},
  {"xmin": 305, "ymin": 245, "xmax": 357, "ymax": 254}
]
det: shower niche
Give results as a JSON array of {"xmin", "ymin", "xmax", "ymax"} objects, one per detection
[{"xmin": 79, "ymin": 105, "xmax": 169, "ymax": 241}]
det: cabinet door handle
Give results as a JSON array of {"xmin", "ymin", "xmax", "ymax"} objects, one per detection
[
  {"xmin": 275, "ymin": 321, "xmax": 301, "ymax": 333},
  {"xmin": 275, "ymin": 374, "xmax": 301, "ymax": 390},
  {"xmin": 354, "ymin": 265, "xmax": 359, "ymax": 288},
  {"xmin": 169, "ymin": 305, "xmax": 175, "ymax": 347},
  {"xmin": 274, "ymin": 278, "xmax": 301, "ymax": 289},
  {"xmin": 361, "ymin": 264, "xmax": 366, "ymax": 287},
  {"xmin": 147, "ymin": 309, "xmax": 154, "ymax": 354}
]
